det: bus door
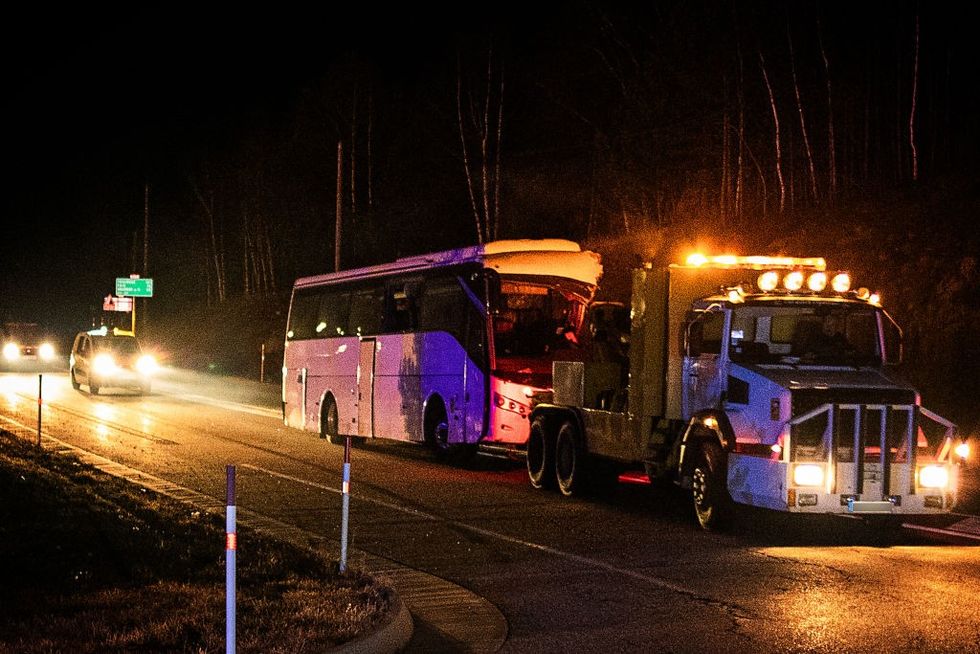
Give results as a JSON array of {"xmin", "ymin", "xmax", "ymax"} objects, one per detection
[{"xmin": 357, "ymin": 338, "xmax": 377, "ymax": 437}]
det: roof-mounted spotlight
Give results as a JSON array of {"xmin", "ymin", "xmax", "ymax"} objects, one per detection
[
  {"xmin": 784, "ymin": 271, "xmax": 804, "ymax": 291},
  {"xmin": 758, "ymin": 271, "xmax": 779, "ymax": 291},
  {"xmin": 831, "ymin": 273, "xmax": 851, "ymax": 293},
  {"xmin": 807, "ymin": 272, "xmax": 828, "ymax": 292}
]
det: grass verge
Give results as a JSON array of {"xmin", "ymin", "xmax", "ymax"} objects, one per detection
[{"xmin": 0, "ymin": 430, "xmax": 391, "ymax": 653}]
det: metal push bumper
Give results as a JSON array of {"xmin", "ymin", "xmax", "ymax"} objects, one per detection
[{"xmin": 728, "ymin": 403, "xmax": 959, "ymax": 515}]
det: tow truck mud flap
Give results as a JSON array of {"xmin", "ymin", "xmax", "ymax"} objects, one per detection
[{"xmin": 847, "ymin": 499, "xmax": 894, "ymax": 514}]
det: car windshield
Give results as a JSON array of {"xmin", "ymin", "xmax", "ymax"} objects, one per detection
[
  {"xmin": 729, "ymin": 302, "xmax": 882, "ymax": 366},
  {"xmin": 93, "ymin": 336, "xmax": 141, "ymax": 356}
]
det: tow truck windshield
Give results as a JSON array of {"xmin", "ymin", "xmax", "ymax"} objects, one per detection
[{"xmin": 729, "ymin": 302, "xmax": 882, "ymax": 366}]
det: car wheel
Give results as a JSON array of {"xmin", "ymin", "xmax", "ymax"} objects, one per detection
[
  {"xmin": 90, "ymin": 382, "xmax": 100, "ymax": 395},
  {"xmin": 70, "ymin": 369, "xmax": 80, "ymax": 390}
]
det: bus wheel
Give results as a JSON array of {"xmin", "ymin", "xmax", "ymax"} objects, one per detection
[
  {"xmin": 321, "ymin": 396, "xmax": 343, "ymax": 445},
  {"xmin": 555, "ymin": 420, "xmax": 586, "ymax": 497},
  {"xmin": 527, "ymin": 417, "xmax": 555, "ymax": 490},
  {"xmin": 692, "ymin": 441, "xmax": 732, "ymax": 530},
  {"xmin": 424, "ymin": 399, "xmax": 450, "ymax": 453}
]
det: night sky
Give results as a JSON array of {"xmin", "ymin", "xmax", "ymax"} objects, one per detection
[{"xmin": 4, "ymin": 2, "xmax": 978, "ymax": 343}]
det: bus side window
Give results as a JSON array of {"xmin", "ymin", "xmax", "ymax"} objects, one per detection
[
  {"xmin": 384, "ymin": 281, "xmax": 419, "ymax": 333},
  {"xmin": 287, "ymin": 290, "xmax": 322, "ymax": 340},
  {"xmin": 316, "ymin": 289, "xmax": 350, "ymax": 337},
  {"xmin": 348, "ymin": 285, "xmax": 384, "ymax": 337}
]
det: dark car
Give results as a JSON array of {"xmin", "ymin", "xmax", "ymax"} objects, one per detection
[
  {"xmin": 2, "ymin": 322, "xmax": 59, "ymax": 369},
  {"xmin": 69, "ymin": 328, "xmax": 157, "ymax": 395}
]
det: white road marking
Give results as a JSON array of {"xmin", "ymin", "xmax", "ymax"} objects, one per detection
[
  {"xmin": 171, "ymin": 393, "xmax": 280, "ymax": 419},
  {"xmin": 240, "ymin": 462, "xmax": 705, "ymax": 598}
]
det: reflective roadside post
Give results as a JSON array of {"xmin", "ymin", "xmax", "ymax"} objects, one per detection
[
  {"xmin": 226, "ymin": 465, "xmax": 237, "ymax": 654},
  {"xmin": 339, "ymin": 435, "xmax": 351, "ymax": 573},
  {"xmin": 36, "ymin": 374, "xmax": 42, "ymax": 447}
]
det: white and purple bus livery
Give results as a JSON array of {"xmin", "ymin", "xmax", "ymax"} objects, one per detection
[{"xmin": 282, "ymin": 239, "xmax": 602, "ymax": 455}]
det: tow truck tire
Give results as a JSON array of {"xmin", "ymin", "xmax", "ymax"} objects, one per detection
[
  {"xmin": 692, "ymin": 441, "xmax": 732, "ymax": 530},
  {"xmin": 527, "ymin": 417, "xmax": 556, "ymax": 489},
  {"xmin": 555, "ymin": 419, "xmax": 587, "ymax": 497}
]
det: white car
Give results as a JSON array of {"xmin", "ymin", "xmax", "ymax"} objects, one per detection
[{"xmin": 69, "ymin": 328, "xmax": 157, "ymax": 395}]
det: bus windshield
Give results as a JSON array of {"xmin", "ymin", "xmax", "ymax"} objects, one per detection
[
  {"xmin": 493, "ymin": 277, "xmax": 589, "ymax": 360},
  {"xmin": 729, "ymin": 302, "xmax": 882, "ymax": 366}
]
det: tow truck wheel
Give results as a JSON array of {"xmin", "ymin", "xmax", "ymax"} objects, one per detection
[
  {"xmin": 692, "ymin": 441, "xmax": 732, "ymax": 530},
  {"xmin": 527, "ymin": 417, "xmax": 556, "ymax": 490},
  {"xmin": 555, "ymin": 420, "xmax": 586, "ymax": 497}
]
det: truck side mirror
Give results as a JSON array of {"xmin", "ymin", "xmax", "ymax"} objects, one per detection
[
  {"xmin": 684, "ymin": 313, "xmax": 704, "ymax": 357},
  {"xmin": 882, "ymin": 313, "xmax": 903, "ymax": 365}
]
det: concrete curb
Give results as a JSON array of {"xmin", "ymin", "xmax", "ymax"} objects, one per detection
[{"xmin": 330, "ymin": 594, "xmax": 414, "ymax": 654}]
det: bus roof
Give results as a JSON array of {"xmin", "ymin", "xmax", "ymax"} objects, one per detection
[{"xmin": 294, "ymin": 239, "xmax": 603, "ymax": 289}]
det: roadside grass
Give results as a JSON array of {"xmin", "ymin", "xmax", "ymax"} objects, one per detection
[{"xmin": 0, "ymin": 430, "xmax": 391, "ymax": 653}]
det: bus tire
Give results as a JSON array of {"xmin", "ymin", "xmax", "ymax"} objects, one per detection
[
  {"xmin": 527, "ymin": 417, "xmax": 555, "ymax": 490},
  {"xmin": 692, "ymin": 441, "xmax": 732, "ymax": 531},
  {"xmin": 321, "ymin": 396, "xmax": 343, "ymax": 445},
  {"xmin": 555, "ymin": 419, "xmax": 587, "ymax": 497},
  {"xmin": 424, "ymin": 398, "xmax": 450, "ymax": 454}
]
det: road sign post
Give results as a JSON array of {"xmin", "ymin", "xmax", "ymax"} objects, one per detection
[{"xmin": 115, "ymin": 277, "xmax": 153, "ymax": 335}]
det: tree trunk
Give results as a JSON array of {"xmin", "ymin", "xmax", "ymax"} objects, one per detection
[
  {"xmin": 759, "ymin": 50, "xmax": 786, "ymax": 214},
  {"xmin": 787, "ymin": 20, "xmax": 819, "ymax": 204}
]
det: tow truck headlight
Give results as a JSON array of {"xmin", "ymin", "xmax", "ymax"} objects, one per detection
[
  {"xmin": 136, "ymin": 355, "xmax": 158, "ymax": 376},
  {"xmin": 39, "ymin": 343, "xmax": 56, "ymax": 360},
  {"xmin": 918, "ymin": 465, "xmax": 949, "ymax": 489},
  {"xmin": 793, "ymin": 463, "xmax": 824, "ymax": 487},
  {"xmin": 3, "ymin": 342, "xmax": 19, "ymax": 361},
  {"xmin": 93, "ymin": 353, "xmax": 117, "ymax": 375}
]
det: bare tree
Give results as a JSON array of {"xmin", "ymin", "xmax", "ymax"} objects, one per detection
[
  {"xmin": 456, "ymin": 43, "xmax": 505, "ymax": 244},
  {"xmin": 909, "ymin": 12, "xmax": 920, "ymax": 182},
  {"xmin": 759, "ymin": 50, "xmax": 786, "ymax": 213},
  {"xmin": 816, "ymin": 10, "xmax": 837, "ymax": 203},
  {"xmin": 787, "ymin": 19, "xmax": 819, "ymax": 204},
  {"xmin": 191, "ymin": 176, "xmax": 226, "ymax": 303}
]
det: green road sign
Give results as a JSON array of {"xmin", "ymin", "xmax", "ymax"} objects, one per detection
[{"xmin": 115, "ymin": 277, "xmax": 154, "ymax": 297}]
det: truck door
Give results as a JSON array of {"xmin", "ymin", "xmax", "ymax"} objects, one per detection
[{"xmin": 682, "ymin": 308, "xmax": 729, "ymax": 419}]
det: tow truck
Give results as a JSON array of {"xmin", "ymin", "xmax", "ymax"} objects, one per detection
[{"xmin": 527, "ymin": 254, "xmax": 970, "ymax": 529}]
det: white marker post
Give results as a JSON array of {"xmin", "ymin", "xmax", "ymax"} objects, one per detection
[
  {"xmin": 226, "ymin": 465, "xmax": 237, "ymax": 654},
  {"xmin": 36, "ymin": 374, "xmax": 42, "ymax": 447},
  {"xmin": 339, "ymin": 436, "xmax": 351, "ymax": 572}
]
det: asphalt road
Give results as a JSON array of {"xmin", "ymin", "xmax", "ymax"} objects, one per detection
[{"xmin": 2, "ymin": 368, "xmax": 979, "ymax": 653}]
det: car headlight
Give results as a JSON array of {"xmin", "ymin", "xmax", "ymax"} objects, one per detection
[
  {"xmin": 93, "ymin": 353, "xmax": 117, "ymax": 375},
  {"xmin": 136, "ymin": 354, "xmax": 158, "ymax": 376},
  {"xmin": 918, "ymin": 465, "xmax": 949, "ymax": 489},
  {"xmin": 3, "ymin": 342, "xmax": 20, "ymax": 361},
  {"xmin": 39, "ymin": 343, "xmax": 56, "ymax": 360},
  {"xmin": 793, "ymin": 463, "xmax": 825, "ymax": 487}
]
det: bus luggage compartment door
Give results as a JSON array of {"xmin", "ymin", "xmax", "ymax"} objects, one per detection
[{"xmin": 357, "ymin": 339, "xmax": 377, "ymax": 437}]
